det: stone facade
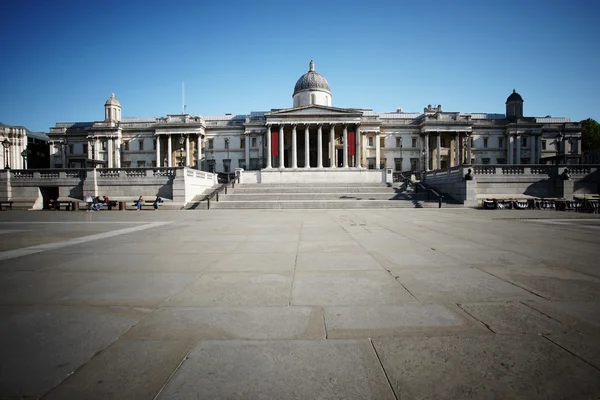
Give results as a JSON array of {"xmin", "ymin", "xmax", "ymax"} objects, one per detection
[{"xmin": 48, "ymin": 62, "xmax": 583, "ymax": 176}]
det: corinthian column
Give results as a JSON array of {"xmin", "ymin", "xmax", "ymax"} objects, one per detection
[
  {"xmin": 355, "ymin": 125, "xmax": 361, "ymax": 168},
  {"xmin": 156, "ymin": 135, "xmax": 161, "ymax": 168},
  {"xmin": 343, "ymin": 124, "xmax": 348, "ymax": 168},
  {"xmin": 330, "ymin": 124, "xmax": 336, "ymax": 168},
  {"xmin": 317, "ymin": 124, "xmax": 323, "ymax": 168},
  {"xmin": 292, "ymin": 124, "xmax": 298, "ymax": 168},
  {"xmin": 279, "ymin": 125, "xmax": 284, "ymax": 168},
  {"xmin": 304, "ymin": 125, "xmax": 310, "ymax": 168},
  {"xmin": 266, "ymin": 125, "xmax": 272, "ymax": 168}
]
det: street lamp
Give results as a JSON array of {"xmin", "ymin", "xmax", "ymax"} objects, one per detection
[
  {"xmin": 556, "ymin": 131, "xmax": 564, "ymax": 165},
  {"xmin": 178, "ymin": 135, "xmax": 185, "ymax": 167},
  {"xmin": 399, "ymin": 137, "xmax": 403, "ymax": 172},
  {"xmin": 2, "ymin": 139, "xmax": 10, "ymax": 169},
  {"xmin": 21, "ymin": 149, "xmax": 28, "ymax": 169},
  {"xmin": 224, "ymin": 137, "xmax": 230, "ymax": 183},
  {"xmin": 210, "ymin": 149, "xmax": 215, "ymax": 173}
]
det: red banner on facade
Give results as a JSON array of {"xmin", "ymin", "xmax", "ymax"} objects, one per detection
[
  {"xmin": 348, "ymin": 132, "xmax": 355, "ymax": 157},
  {"xmin": 271, "ymin": 131, "xmax": 279, "ymax": 157}
]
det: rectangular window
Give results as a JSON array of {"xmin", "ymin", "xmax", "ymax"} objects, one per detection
[
  {"xmin": 380, "ymin": 158, "xmax": 386, "ymax": 169},
  {"xmin": 496, "ymin": 158, "xmax": 506, "ymax": 164},
  {"xmin": 223, "ymin": 159, "xmax": 231, "ymax": 173},
  {"xmin": 153, "ymin": 140, "xmax": 157, "ymax": 150},
  {"xmin": 208, "ymin": 139, "xmax": 214, "ymax": 149},
  {"xmin": 249, "ymin": 158, "xmax": 259, "ymax": 170},
  {"xmin": 123, "ymin": 161, "xmax": 131, "ymax": 168},
  {"xmin": 380, "ymin": 137, "xmax": 385, "ymax": 148},
  {"xmin": 239, "ymin": 159, "xmax": 246, "ymax": 169},
  {"xmin": 368, "ymin": 137, "xmax": 374, "ymax": 147},
  {"xmin": 410, "ymin": 158, "xmax": 418, "ymax": 171},
  {"xmin": 541, "ymin": 140, "xmax": 547, "ymax": 150},
  {"xmin": 368, "ymin": 158, "xmax": 375, "ymax": 169},
  {"xmin": 83, "ymin": 144, "xmax": 88, "ymax": 154},
  {"xmin": 139, "ymin": 140, "xmax": 144, "ymax": 151},
  {"xmin": 498, "ymin": 137, "xmax": 504, "ymax": 148},
  {"xmin": 394, "ymin": 158, "xmax": 403, "ymax": 171},
  {"xmin": 482, "ymin": 158, "xmax": 490, "ymax": 165},
  {"xmin": 570, "ymin": 140, "xmax": 575, "ymax": 152},
  {"xmin": 251, "ymin": 137, "xmax": 257, "ymax": 148},
  {"xmin": 102, "ymin": 141, "xmax": 107, "ymax": 150},
  {"xmin": 440, "ymin": 138, "xmax": 446, "ymax": 148},
  {"xmin": 137, "ymin": 160, "xmax": 146, "ymax": 168},
  {"xmin": 411, "ymin": 138, "xmax": 417, "ymax": 148},
  {"xmin": 483, "ymin": 138, "xmax": 488, "ymax": 148},
  {"xmin": 396, "ymin": 137, "xmax": 403, "ymax": 147},
  {"xmin": 521, "ymin": 137, "xmax": 527, "ymax": 147},
  {"xmin": 240, "ymin": 137, "xmax": 245, "ymax": 149},
  {"xmin": 123, "ymin": 141, "xmax": 129, "ymax": 151}
]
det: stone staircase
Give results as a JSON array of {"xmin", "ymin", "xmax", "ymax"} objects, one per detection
[{"xmin": 190, "ymin": 182, "xmax": 461, "ymax": 209}]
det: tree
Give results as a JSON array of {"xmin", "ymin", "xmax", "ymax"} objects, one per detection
[{"xmin": 581, "ymin": 118, "xmax": 600, "ymax": 151}]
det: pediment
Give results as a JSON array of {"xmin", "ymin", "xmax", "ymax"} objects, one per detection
[{"xmin": 266, "ymin": 105, "xmax": 362, "ymax": 117}]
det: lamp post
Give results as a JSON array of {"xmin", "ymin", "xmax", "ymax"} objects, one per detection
[
  {"xmin": 90, "ymin": 142, "xmax": 95, "ymax": 168},
  {"xmin": 178, "ymin": 135, "xmax": 185, "ymax": 167},
  {"xmin": 21, "ymin": 149, "xmax": 27, "ymax": 169},
  {"xmin": 556, "ymin": 131, "xmax": 563, "ymax": 165},
  {"xmin": 399, "ymin": 137, "xmax": 403, "ymax": 172},
  {"xmin": 224, "ymin": 137, "xmax": 230, "ymax": 183},
  {"xmin": 2, "ymin": 139, "xmax": 10, "ymax": 169},
  {"xmin": 210, "ymin": 149, "xmax": 215, "ymax": 173},
  {"xmin": 421, "ymin": 149, "xmax": 426, "ymax": 179}
]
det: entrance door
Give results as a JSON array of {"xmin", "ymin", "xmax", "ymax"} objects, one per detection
[{"xmin": 337, "ymin": 149, "xmax": 343, "ymax": 167}]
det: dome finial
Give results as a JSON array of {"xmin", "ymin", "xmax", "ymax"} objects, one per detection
[
  {"xmin": 309, "ymin": 60, "xmax": 314, "ymax": 72},
  {"xmin": 111, "ymin": 93, "xmax": 115, "ymax": 97},
  {"xmin": 513, "ymin": 89, "xmax": 516, "ymax": 93}
]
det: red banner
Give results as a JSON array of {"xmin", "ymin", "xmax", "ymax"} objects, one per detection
[
  {"xmin": 271, "ymin": 131, "xmax": 279, "ymax": 157},
  {"xmin": 348, "ymin": 132, "xmax": 355, "ymax": 157}
]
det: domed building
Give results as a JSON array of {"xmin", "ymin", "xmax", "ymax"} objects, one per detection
[{"xmin": 49, "ymin": 61, "xmax": 582, "ymax": 175}]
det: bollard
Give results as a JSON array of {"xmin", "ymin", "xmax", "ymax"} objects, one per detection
[
  {"xmin": 439, "ymin": 196, "xmax": 443, "ymax": 208},
  {"xmin": 216, "ymin": 192, "xmax": 219, "ymax": 202},
  {"xmin": 225, "ymin": 186, "xmax": 227, "ymax": 195},
  {"xmin": 207, "ymin": 197, "xmax": 210, "ymax": 210},
  {"xmin": 119, "ymin": 201, "xmax": 126, "ymax": 210}
]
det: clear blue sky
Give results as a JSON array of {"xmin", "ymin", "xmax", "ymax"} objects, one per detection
[{"xmin": 1, "ymin": 0, "xmax": 598, "ymax": 132}]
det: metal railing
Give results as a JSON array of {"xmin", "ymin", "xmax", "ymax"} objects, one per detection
[{"xmin": 202, "ymin": 174, "xmax": 240, "ymax": 210}]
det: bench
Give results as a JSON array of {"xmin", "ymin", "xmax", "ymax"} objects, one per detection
[
  {"xmin": 50, "ymin": 200, "xmax": 78, "ymax": 211},
  {"xmin": 92, "ymin": 200, "xmax": 119, "ymax": 211},
  {"xmin": 0, "ymin": 200, "xmax": 13, "ymax": 211},
  {"xmin": 131, "ymin": 200, "xmax": 160, "ymax": 210}
]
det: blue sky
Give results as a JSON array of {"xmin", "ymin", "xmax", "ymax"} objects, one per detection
[{"xmin": 1, "ymin": 0, "xmax": 598, "ymax": 132}]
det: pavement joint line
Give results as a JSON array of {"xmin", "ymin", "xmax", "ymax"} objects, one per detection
[
  {"xmin": 456, "ymin": 303, "xmax": 496, "ymax": 334},
  {"xmin": 368, "ymin": 338, "xmax": 399, "ymax": 400},
  {"xmin": 0, "ymin": 221, "xmax": 173, "ymax": 261},
  {"xmin": 475, "ymin": 268, "xmax": 549, "ymax": 300},
  {"xmin": 288, "ymin": 220, "xmax": 302, "ymax": 307},
  {"xmin": 0, "ymin": 221, "xmax": 164, "ymax": 224},
  {"xmin": 541, "ymin": 334, "xmax": 600, "ymax": 373},
  {"xmin": 152, "ymin": 341, "xmax": 197, "ymax": 400},
  {"xmin": 518, "ymin": 301, "xmax": 577, "ymax": 329}
]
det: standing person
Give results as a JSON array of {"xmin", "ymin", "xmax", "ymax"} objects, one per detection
[
  {"xmin": 153, "ymin": 196, "xmax": 162, "ymax": 210},
  {"xmin": 85, "ymin": 193, "xmax": 93, "ymax": 211},
  {"xmin": 136, "ymin": 196, "xmax": 144, "ymax": 211}
]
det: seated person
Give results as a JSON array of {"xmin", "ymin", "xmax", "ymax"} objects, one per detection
[{"xmin": 153, "ymin": 196, "xmax": 162, "ymax": 210}]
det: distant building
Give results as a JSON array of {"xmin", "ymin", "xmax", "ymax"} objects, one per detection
[
  {"xmin": 1, "ymin": 123, "xmax": 49, "ymax": 169},
  {"xmin": 48, "ymin": 61, "xmax": 582, "ymax": 173}
]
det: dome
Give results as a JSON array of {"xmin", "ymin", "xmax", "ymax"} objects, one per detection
[
  {"xmin": 506, "ymin": 89, "xmax": 523, "ymax": 104},
  {"xmin": 105, "ymin": 93, "xmax": 121, "ymax": 107},
  {"xmin": 293, "ymin": 61, "xmax": 331, "ymax": 96}
]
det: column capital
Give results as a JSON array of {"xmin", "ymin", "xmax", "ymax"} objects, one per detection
[
  {"xmin": 291, "ymin": 123, "xmax": 297, "ymax": 128},
  {"xmin": 317, "ymin": 122, "xmax": 323, "ymax": 127}
]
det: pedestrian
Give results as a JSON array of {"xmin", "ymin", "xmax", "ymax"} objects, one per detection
[
  {"xmin": 136, "ymin": 195, "xmax": 144, "ymax": 211},
  {"xmin": 153, "ymin": 195, "xmax": 162, "ymax": 210},
  {"xmin": 92, "ymin": 196, "xmax": 100, "ymax": 211},
  {"xmin": 85, "ymin": 193, "xmax": 93, "ymax": 211}
]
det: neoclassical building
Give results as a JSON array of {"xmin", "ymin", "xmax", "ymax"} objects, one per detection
[{"xmin": 48, "ymin": 61, "xmax": 582, "ymax": 174}]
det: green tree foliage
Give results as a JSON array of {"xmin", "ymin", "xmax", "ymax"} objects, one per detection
[{"xmin": 581, "ymin": 118, "xmax": 600, "ymax": 151}]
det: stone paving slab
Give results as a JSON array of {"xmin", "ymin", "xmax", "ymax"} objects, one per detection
[
  {"xmin": 207, "ymin": 252, "xmax": 296, "ymax": 272},
  {"xmin": 124, "ymin": 306, "xmax": 325, "ymax": 340},
  {"xmin": 372, "ymin": 335, "xmax": 600, "ymax": 400},
  {"xmin": 324, "ymin": 304, "xmax": 486, "ymax": 339},
  {"xmin": 0, "ymin": 305, "xmax": 150, "ymax": 398},
  {"xmin": 458, "ymin": 301, "xmax": 574, "ymax": 335},
  {"xmin": 157, "ymin": 340, "xmax": 395, "ymax": 400},
  {"xmin": 164, "ymin": 271, "xmax": 292, "ymax": 306},
  {"xmin": 57, "ymin": 272, "xmax": 200, "ymax": 307},
  {"xmin": 43, "ymin": 338, "xmax": 194, "ymax": 400},
  {"xmin": 291, "ymin": 271, "xmax": 416, "ymax": 305},
  {"xmin": 544, "ymin": 333, "xmax": 600, "ymax": 370},
  {"xmin": 296, "ymin": 251, "xmax": 383, "ymax": 271},
  {"xmin": 523, "ymin": 300, "xmax": 600, "ymax": 333},
  {"xmin": 393, "ymin": 267, "xmax": 537, "ymax": 302},
  {"xmin": 233, "ymin": 240, "xmax": 298, "ymax": 254},
  {"xmin": 298, "ymin": 240, "xmax": 364, "ymax": 253}
]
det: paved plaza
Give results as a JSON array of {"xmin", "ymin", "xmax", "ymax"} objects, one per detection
[{"xmin": 1, "ymin": 208, "xmax": 600, "ymax": 399}]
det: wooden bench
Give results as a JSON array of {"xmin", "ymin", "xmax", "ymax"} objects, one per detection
[
  {"xmin": 131, "ymin": 200, "xmax": 159, "ymax": 210},
  {"xmin": 0, "ymin": 200, "xmax": 13, "ymax": 211}
]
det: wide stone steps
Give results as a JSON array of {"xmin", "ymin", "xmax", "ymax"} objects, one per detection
[
  {"xmin": 219, "ymin": 193, "xmax": 417, "ymax": 201},
  {"xmin": 208, "ymin": 200, "xmax": 447, "ymax": 209}
]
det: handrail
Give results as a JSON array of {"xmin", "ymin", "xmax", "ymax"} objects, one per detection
[
  {"xmin": 201, "ymin": 174, "xmax": 240, "ymax": 209},
  {"xmin": 414, "ymin": 181, "xmax": 444, "ymax": 208}
]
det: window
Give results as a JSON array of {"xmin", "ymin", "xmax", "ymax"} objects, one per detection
[
  {"xmin": 411, "ymin": 138, "xmax": 416, "ymax": 148},
  {"xmin": 251, "ymin": 137, "xmax": 257, "ymax": 148},
  {"xmin": 83, "ymin": 144, "xmax": 88, "ymax": 154},
  {"xmin": 541, "ymin": 140, "xmax": 546, "ymax": 150},
  {"xmin": 496, "ymin": 158, "xmax": 506, "ymax": 164},
  {"xmin": 380, "ymin": 158, "xmax": 386, "ymax": 169},
  {"xmin": 380, "ymin": 137, "xmax": 385, "ymax": 148},
  {"xmin": 240, "ymin": 137, "xmax": 245, "ymax": 149},
  {"xmin": 440, "ymin": 138, "xmax": 446, "ymax": 148},
  {"xmin": 152, "ymin": 161, "xmax": 157, "ymax": 167},
  {"xmin": 570, "ymin": 140, "xmax": 576, "ymax": 152},
  {"xmin": 153, "ymin": 140, "xmax": 157, "ymax": 150},
  {"xmin": 368, "ymin": 158, "xmax": 375, "ymax": 169},
  {"xmin": 410, "ymin": 158, "xmax": 418, "ymax": 171},
  {"xmin": 102, "ymin": 141, "xmax": 107, "ymax": 150},
  {"xmin": 521, "ymin": 158, "xmax": 530, "ymax": 164},
  {"xmin": 498, "ymin": 137, "xmax": 504, "ymax": 148},
  {"xmin": 394, "ymin": 158, "xmax": 403, "ymax": 171},
  {"xmin": 239, "ymin": 159, "xmax": 246, "ymax": 169},
  {"xmin": 368, "ymin": 137, "xmax": 374, "ymax": 147},
  {"xmin": 139, "ymin": 139, "xmax": 144, "ymax": 151},
  {"xmin": 137, "ymin": 160, "xmax": 146, "ymax": 168},
  {"xmin": 223, "ymin": 159, "xmax": 231, "ymax": 173},
  {"xmin": 69, "ymin": 144, "xmax": 74, "ymax": 154},
  {"xmin": 483, "ymin": 138, "xmax": 488, "ymax": 148},
  {"xmin": 521, "ymin": 137, "xmax": 527, "ymax": 147},
  {"xmin": 208, "ymin": 139, "xmax": 214, "ymax": 149},
  {"xmin": 122, "ymin": 161, "xmax": 131, "ymax": 168},
  {"xmin": 249, "ymin": 158, "xmax": 259, "ymax": 170},
  {"xmin": 481, "ymin": 158, "xmax": 490, "ymax": 165},
  {"xmin": 123, "ymin": 141, "xmax": 129, "ymax": 151},
  {"xmin": 470, "ymin": 137, "xmax": 475, "ymax": 148},
  {"xmin": 396, "ymin": 137, "xmax": 403, "ymax": 148}
]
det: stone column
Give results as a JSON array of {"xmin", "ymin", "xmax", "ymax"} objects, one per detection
[
  {"xmin": 94, "ymin": 139, "xmax": 99, "ymax": 164},
  {"xmin": 116, "ymin": 141, "xmax": 121, "ymax": 168},
  {"xmin": 454, "ymin": 133, "xmax": 460, "ymax": 166},
  {"xmin": 62, "ymin": 143, "xmax": 67, "ymax": 167},
  {"xmin": 167, "ymin": 135, "xmax": 172, "ymax": 167},
  {"xmin": 375, "ymin": 130, "xmax": 380, "ymax": 169},
  {"xmin": 266, "ymin": 125, "xmax": 272, "ymax": 168},
  {"xmin": 279, "ymin": 125, "xmax": 284, "ymax": 168},
  {"xmin": 537, "ymin": 134, "xmax": 543, "ymax": 164},
  {"xmin": 185, "ymin": 135, "xmax": 190, "ymax": 166},
  {"xmin": 330, "ymin": 124, "xmax": 336, "ymax": 168},
  {"xmin": 424, "ymin": 133, "xmax": 430, "ymax": 171},
  {"xmin": 305, "ymin": 125, "xmax": 310, "ymax": 168},
  {"xmin": 355, "ymin": 125, "xmax": 361, "ymax": 168},
  {"xmin": 245, "ymin": 133, "xmax": 250, "ymax": 170},
  {"xmin": 107, "ymin": 139, "xmax": 113, "ymax": 168},
  {"xmin": 343, "ymin": 125, "xmax": 349, "ymax": 168},
  {"xmin": 292, "ymin": 124, "xmax": 298, "ymax": 168},
  {"xmin": 507, "ymin": 134, "xmax": 513, "ymax": 164},
  {"xmin": 317, "ymin": 124, "xmax": 323, "ymax": 168},
  {"xmin": 197, "ymin": 135, "xmax": 202, "ymax": 169},
  {"xmin": 88, "ymin": 139, "xmax": 93, "ymax": 160},
  {"xmin": 516, "ymin": 134, "xmax": 521, "ymax": 164},
  {"xmin": 467, "ymin": 133, "xmax": 472, "ymax": 164},
  {"xmin": 436, "ymin": 133, "xmax": 441, "ymax": 169},
  {"xmin": 156, "ymin": 135, "xmax": 161, "ymax": 168}
]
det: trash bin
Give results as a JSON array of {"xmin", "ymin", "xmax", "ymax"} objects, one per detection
[
  {"xmin": 71, "ymin": 201, "xmax": 79, "ymax": 211},
  {"xmin": 119, "ymin": 201, "xmax": 126, "ymax": 211}
]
